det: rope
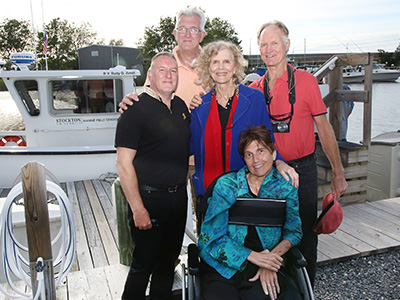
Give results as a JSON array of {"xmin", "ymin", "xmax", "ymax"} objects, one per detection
[{"xmin": 0, "ymin": 181, "xmax": 76, "ymax": 299}]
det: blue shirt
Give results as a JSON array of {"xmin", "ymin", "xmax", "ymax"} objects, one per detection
[{"xmin": 198, "ymin": 166, "xmax": 302, "ymax": 279}]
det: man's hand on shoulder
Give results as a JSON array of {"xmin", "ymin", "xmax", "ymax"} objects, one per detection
[
  {"xmin": 189, "ymin": 93, "xmax": 204, "ymax": 111},
  {"xmin": 118, "ymin": 92, "xmax": 139, "ymax": 114}
]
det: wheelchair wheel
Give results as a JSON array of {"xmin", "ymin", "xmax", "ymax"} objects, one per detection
[{"xmin": 290, "ymin": 266, "xmax": 314, "ymax": 300}]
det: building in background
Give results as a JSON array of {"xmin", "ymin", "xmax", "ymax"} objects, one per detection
[{"xmin": 78, "ymin": 45, "xmax": 144, "ymax": 74}]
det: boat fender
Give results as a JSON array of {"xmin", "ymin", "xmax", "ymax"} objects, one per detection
[{"xmin": 0, "ymin": 136, "xmax": 27, "ymax": 146}]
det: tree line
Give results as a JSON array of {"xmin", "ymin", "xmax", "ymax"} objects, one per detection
[{"xmin": 0, "ymin": 14, "xmax": 241, "ymax": 71}]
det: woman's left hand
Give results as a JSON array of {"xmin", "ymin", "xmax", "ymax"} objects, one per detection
[
  {"xmin": 249, "ymin": 268, "xmax": 280, "ymax": 299},
  {"xmin": 275, "ymin": 160, "xmax": 299, "ymax": 188}
]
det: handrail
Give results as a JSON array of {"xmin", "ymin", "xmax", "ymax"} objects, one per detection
[{"xmin": 313, "ymin": 56, "xmax": 339, "ymax": 79}]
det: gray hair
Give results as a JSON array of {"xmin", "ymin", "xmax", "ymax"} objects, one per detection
[
  {"xmin": 257, "ymin": 20, "xmax": 290, "ymax": 45},
  {"xmin": 176, "ymin": 6, "xmax": 206, "ymax": 32},
  {"xmin": 150, "ymin": 52, "xmax": 176, "ymax": 69}
]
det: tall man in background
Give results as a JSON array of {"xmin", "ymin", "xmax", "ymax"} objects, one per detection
[{"xmin": 250, "ymin": 20, "xmax": 348, "ymax": 286}]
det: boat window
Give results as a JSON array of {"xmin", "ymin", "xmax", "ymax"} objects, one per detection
[
  {"xmin": 14, "ymin": 80, "xmax": 40, "ymax": 116},
  {"xmin": 50, "ymin": 79, "xmax": 123, "ymax": 114}
]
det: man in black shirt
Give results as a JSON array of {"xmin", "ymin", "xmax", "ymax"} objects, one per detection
[{"xmin": 115, "ymin": 52, "xmax": 191, "ymax": 300}]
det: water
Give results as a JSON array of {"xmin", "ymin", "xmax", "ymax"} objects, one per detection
[
  {"xmin": 1, "ymin": 81, "xmax": 399, "ymax": 141},
  {"xmin": 0, "ymin": 91, "xmax": 25, "ymax": 131},
  {"xmin": 345, "ymin": 80, "xmax": 400, "ymax": 143}
]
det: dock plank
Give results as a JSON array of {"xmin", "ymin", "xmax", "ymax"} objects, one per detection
[
  {"xmin": 317, "ymin": 234, "xmax": 360, "ymax": 261},
  {"xmin": 66, "ymin": 182, "xmax": 93, "ymax": 271},
  {"xmin": 75, "ymin": 181, "xmax": 108, "ymax": 268},
  {"xmin": 345, "ymin": 204, "xmax": 400, "ymax": 241},
  {"xmin": 329, "ymin": 228, "xmax": 375, "ymax": 253},
  {"xmin": 66, "ymin": 268, "xmax": 91, "ymax": 299},
  {"xmin": 84, "ymin": 180, "xmax": 119, "ymax": 265},
  {"xmin": 3, "ymin": 177, "xmax": 400, "ymax": 298},
  {"xmin": 56, "ymin": 280, "xmax": 68, "ymax": 300},
  {"xmin": 103, "ymin": 264, "xmax": 129, "ymax": 300},
  {"xmin": 92, "ymin": 179, "xmax": 118, "ymax": 243},
  {"xmin": 339, "ymin": 213, "xmax": 399, "ymax": 249},
  {"xmin": 365, "ymin": 198, "xmax": 400, "ymax": 217},
  {"xmin": 99, "ymin": 179, "xmax": 114, "ymax": 204}
]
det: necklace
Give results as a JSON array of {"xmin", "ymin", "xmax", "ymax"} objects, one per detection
[{"xmin": 215, "ymin": 85, "xmax": 239, "ymax": 109}]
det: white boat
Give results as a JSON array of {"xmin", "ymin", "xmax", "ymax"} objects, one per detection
[
  {"xmin": 0, "ymin": 54, "xmax": 140, "ymax": 188},
  {"xmin": 343, "ymin": 63, "xmax": 400, "ymax": 83}
]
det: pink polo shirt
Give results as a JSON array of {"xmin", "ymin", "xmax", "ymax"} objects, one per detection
[{"xmin": 173, "ymin": 46, "xmax": 205, "ymax": 107}]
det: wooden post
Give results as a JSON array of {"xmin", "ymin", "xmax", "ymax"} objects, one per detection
[
  {"xmin": 363, "ymin": 53, "xmax": 373, "ymax": 146},
  {"xmin": 21, "ymin": 162, "xmax": 56, "ymax": 299},
  {"xmin": 112, "ymin": 178, "xmax": 135, "ymax": 266}
]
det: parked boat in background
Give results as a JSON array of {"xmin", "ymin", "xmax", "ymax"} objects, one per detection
[
  {"xmin": 0, "ymin": 54, "xmax": 140, "ymax": 188},
  {"xmin": 343, "ymin": 63, "xmax": 400, "ymax": 83}
]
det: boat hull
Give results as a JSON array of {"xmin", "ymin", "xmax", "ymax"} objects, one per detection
[
  {"xmin": 343, "ymin": 69, "xmax": 400, "ymax": 83},
  {"xmin": 0, "ymin": 147, "xmax": 117, "ymax": 188}
]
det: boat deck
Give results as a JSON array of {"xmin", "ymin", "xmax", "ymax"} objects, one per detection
[{"xmin": 1, "ymin": 179, "xmax": 400, "ymax": 299}]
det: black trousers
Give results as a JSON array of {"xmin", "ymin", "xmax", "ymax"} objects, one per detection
[
  {"xmin": 122, "ymin": 187, "xmax": 187, "ymax": 300},
  {"xmin": 287, "ymin": 155, "xmax": 318, "ymax": 287},
  {"xmin": 200, "ymin": 261, "xmax": 302, "ymax": 300}
]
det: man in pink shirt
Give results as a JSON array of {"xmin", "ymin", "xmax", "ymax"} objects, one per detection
[
  {"xmin": 119, "ymin": 6, "xmax": 205, "ymax": 109},
  {"xmin": 249, "ymin": 21, "xmax": 348, "ymax": 286}
]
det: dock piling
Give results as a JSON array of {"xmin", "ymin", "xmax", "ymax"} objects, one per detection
[{"xmin": 21, "ymin": 161, "xmax": 56, "ymax": 300}]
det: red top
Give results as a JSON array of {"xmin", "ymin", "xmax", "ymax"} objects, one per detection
[{"xmin": 250, "ymin": 67, "xmax": 327, "ymax": 161}]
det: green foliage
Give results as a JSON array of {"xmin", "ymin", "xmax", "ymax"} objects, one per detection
[
  {"xmin": 138, "ymin": 14, "xmax": 241, "ymax": 59},
  {"xmin": 138, "ymin": 16, "xmax": 176, "ymax": 59},
  {"xmin": 0, "ymin": 19, "xmax": 33, "ymax": 59},
  {"xmin": 377, "ymin": 48, "xmax": 400, "ymax": 67},
  {"xmin": 0, "ymin": 78, "xmax": 7, "ymax": 92},
  {"xmin": 109, "ymin": 39, "xmax": 125, "ymax": 46},
  {"xmin": 203, "ymin": 18, "xmax": 241, "ymax": 51}
]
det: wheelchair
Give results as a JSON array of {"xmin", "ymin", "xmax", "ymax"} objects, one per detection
[{"xmin": 181, "ymin": 173, "xmax": 315, "ymax": 300}]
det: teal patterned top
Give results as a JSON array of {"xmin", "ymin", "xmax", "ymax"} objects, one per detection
[{"xmin": 198, "ymin": 166, "xmax": 302, "ymax": 279}]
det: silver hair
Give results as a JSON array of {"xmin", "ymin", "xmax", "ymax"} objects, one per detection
[
  {"xmin": 257, "ymin": 20, "xmax": 290, "ymax": 45},
  {"xmin": 150, "ymin": 52, "xmax": 176, "ymax": 69},
  {"xmin": 176, "ymin": 6, "xmax": 206, "ymax": 32}
]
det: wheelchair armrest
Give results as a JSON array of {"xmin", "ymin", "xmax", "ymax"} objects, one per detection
[
  {"xmin": 188, "ymin": 243, "xmax": 200, "ymax": 275},
  {"xmin": 285, "ymin": 247, "xmax": 308, "ymax": 268}
]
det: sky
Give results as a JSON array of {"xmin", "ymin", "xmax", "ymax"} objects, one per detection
[{"xmin": 2, "ymin": 0, "xmax": 399, "ymax": 55}]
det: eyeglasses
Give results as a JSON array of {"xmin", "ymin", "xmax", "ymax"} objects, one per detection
[{"xmin": 176, "ymin": 26, "xmax": 201, "ymax": 35}]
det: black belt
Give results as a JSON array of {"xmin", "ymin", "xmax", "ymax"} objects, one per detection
[
  {"xmin": 287, "ymin": 152, "xmax": 315, "ymax": 165},
  {"xmin": 139, "ymin": 184, "xmax": 185, "ymax": 193}
]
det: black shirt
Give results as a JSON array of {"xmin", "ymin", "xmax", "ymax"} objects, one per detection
[{"xmin": 115, "ymin": 92, "xmax": 191, "ymax": 186}]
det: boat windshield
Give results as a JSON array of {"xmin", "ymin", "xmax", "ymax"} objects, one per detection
[{"xmin": 50, "ymin": 79, "xmax": 123, "ymax": 114}]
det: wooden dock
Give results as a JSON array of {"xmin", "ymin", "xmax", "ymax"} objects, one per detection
[{"xmin": 1, "ymin": 179, "xmax": 399, "ymax": 299}]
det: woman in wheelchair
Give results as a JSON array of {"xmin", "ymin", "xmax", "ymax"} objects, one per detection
[{"xmin": 198, "ymin": 125, "xmax": 303, "ymax": 300}]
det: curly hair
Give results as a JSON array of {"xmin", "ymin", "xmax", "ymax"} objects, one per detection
[{"xmin": 194, "ymin": 40, "xmax": 248, "ymax": 93}]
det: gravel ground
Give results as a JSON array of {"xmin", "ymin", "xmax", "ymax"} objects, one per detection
[{"xmin": 314, "ymin": 250, "xmax": 400, "ymax": 300}]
